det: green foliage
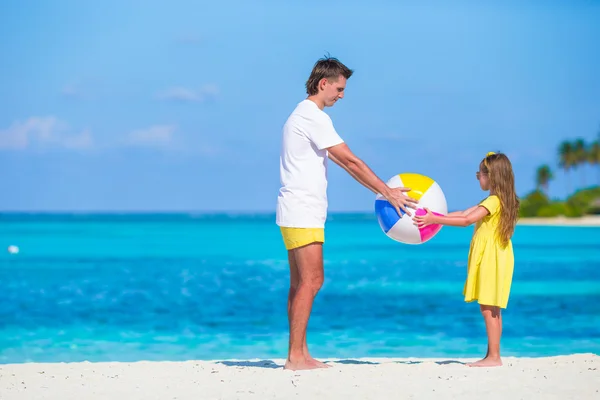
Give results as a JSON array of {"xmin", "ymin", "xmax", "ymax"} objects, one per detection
[
  {"xmin": 519, "ymin": 190, "xmax": 550, "ymax": 218},
  {"xmin": 566, "ymin": 186, "xmax": 600, "ymax": 217},
  {"xmin": 588, "ymin": 199, "xmax": 600, "ymax": 215},
  {"xmin": 536, "ymin": 202, "xmax": 568, "ymax": 217},
  {"xmin": 535, "ymin": 165, "xmax": 553, "ymax": 191},
  {"xmin": 558, "ymin": 141, "xmax": 576, "ymax": 171},
  {"xmin": 590, "ymin": 141, "xmax": 600, "ymax": 166},
  {"xmin": 528, "ymin": 133, "xmax": 600, "ymax": 218},
  {"xmin": 518, "ymin": 186, "xmax": 600, "ymax": 218},
  {"xmin": 573, "ymin": 138, "xmax": 587, "ymax": 165}
]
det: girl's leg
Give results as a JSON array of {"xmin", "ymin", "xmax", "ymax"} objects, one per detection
[{"xmin": 468, "ymin": 304, "xmax": 503, "ymax": 367}]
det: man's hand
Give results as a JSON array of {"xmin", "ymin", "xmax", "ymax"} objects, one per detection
[{"xmin": 383, "ymin": 186, "xmax": 418, "ymax": 217}]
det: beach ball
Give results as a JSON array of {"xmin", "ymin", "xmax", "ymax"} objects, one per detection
[{"xmin": 375, "ymin": 173, "xmax": 448, "ymax": 244}]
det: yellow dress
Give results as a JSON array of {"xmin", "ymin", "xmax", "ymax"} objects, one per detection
[{"xmin": 463, "ymin": 195, "xmax": 514, "ymax": 309}]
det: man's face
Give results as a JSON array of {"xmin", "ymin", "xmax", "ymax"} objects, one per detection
[{"xmin": 321, "ymin": 75, "xmax": 347, "ymax": 107}]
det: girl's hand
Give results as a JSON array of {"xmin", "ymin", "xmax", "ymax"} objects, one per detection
[{"xmin": 413, "ymin": 208, "xmax": 436, "ymax": 228}]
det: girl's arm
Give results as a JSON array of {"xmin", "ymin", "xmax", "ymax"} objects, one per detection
[
  {"xmin": 446, "ymin": 205, "xmax": 479, "ymax": 217},
  {"xmin": 414, "ymin": 205, "xmax": 489, "ymax": 228}
]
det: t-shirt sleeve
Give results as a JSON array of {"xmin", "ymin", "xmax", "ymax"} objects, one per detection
[
  {"xmin": 305, "ymin": 113, "xmax": 344, "ymax": 150},
  {"xmin": 479, "ymin": 195, "xmax": 500, "ymax": 215}
]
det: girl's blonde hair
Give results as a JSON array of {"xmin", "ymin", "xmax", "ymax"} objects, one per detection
[{"xmin": 481, "ymin": 152, "xmax": 520, "ymax": 248}]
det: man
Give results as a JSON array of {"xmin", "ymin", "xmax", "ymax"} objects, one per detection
[{"xmin": 276, "ymin": 56, "xmax": 417, "ymax": 370}]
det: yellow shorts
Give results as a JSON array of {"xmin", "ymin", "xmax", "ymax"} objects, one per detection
[{"xmin": 279, "ymin": 227, "xmax": 324, "ymax": 250}]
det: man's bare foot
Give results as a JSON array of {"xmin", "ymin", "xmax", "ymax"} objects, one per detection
[
  {"xmin": 307, "ymin": 356, "xmax": 331, "ymax": 368},
  {"xmin": 467, "ymin": 357, "xmax": 502, "ymax": 367},
  {"xmin": 284, "ymin": 357, "xmax": 322, "ymax": 371}
]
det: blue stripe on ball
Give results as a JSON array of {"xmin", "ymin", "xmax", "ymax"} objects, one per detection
[{"xmin": 375, "ymin": 199, "xmax": 404, "ymax": 233}]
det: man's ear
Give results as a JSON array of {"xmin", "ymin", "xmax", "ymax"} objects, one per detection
[{"xmin": 318, "ymin": 78, "xmax": 327, "ymax": 91}]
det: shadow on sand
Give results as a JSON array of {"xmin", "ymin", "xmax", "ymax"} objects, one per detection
[
  {"xmin": 217, "ymin": 360, "xmax": 281, "ymax": 369},
  {"xmin": 335, "ymin": 360, "xmax": 466, "ymax": 366},
  {"xmin": 394, "ymin": 360, "xmax": 466, "ymax": 366},
  {"xmin": 333, "ymin": 359, "xmax": 379, "ymax": 365},
  {"xmin": 215, "ymin": 359, "xmax": 466, "ymax": 369}
]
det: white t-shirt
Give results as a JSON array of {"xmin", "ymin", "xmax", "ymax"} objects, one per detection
[{"xmin": 276, "ymin": 99, "xmax": 345, "ymax": 228}]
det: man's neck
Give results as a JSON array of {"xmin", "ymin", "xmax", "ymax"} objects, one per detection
[{"xmin": 307, "ymin": 95, "xmax": 325, "ymax": 110}]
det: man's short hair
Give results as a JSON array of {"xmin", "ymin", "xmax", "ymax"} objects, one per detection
[{"xmin": 305, "ymin": 56, "xmax": 353, "ymax": 96}]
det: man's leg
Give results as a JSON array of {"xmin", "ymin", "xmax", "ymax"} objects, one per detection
[
  {"xmin": 287, "ymin": 250, "xmax": 330, "ymax": 369},
  {"xmin": 284, "ymin": 242, "xmax": 325, "ymax": 370},
  {"xmin": 286, "ymin": 250, "xmax": 301, "ymax": 350}
]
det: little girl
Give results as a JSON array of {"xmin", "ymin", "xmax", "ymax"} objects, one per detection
[{"xmin": 413, "ymin": 152, "xmax": 520, "ymax": 367}]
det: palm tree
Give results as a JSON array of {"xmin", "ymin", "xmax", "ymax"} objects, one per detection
[
  {"xmin": 535, "ymin": 165, "xmax": 553, "ymax": 195},
  {"xmin": 558, "ymin": 141, "xmax": 575, "ymax": 194},
  {"xmin": 589, "ymin": 140, "xmax": 600, "ymax": 186},
  {"xmin": 573, "ymin": 138, "xmax": 587, "ymax": 187}
]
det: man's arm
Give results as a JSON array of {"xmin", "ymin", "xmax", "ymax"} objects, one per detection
[
  {"xmin": 327, "ymin": 143, "xmax": 394, "ymax": 197},
  {"xmin": 328, "ymin": 151, "xmax": 378, "ymax": 194},
  {"xmin": 327, "ymin": 142, "xmax": 418, "ymax": 216}
]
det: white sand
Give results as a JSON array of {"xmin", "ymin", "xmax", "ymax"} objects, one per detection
[
  {"xmin": 518, "ymin": 215, "xmax": 600, "ymax": 226},
  {"xmin": 1, "ymin": 354, "xmax": 598, "ymax": 399}
]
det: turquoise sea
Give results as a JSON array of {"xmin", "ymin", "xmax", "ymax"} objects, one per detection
[{"xmin": 0, "ymin": 213, "xmax": 599, "ymax": 364}]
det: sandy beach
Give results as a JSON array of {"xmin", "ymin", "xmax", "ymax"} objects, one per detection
[
  {"xmin": 518, "ymin": 215, "xmax": 600, "ymax": 226},
  {"xmin": 1, "ymin": 354, "xmax": 598, "ymax": 399}
]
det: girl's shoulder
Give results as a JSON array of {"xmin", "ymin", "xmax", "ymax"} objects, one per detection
[{"xmin": 479, "ymin": 195, "xmax": 500, "ymax": 215}]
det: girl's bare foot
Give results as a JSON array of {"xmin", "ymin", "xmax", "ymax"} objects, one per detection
[{"xmin": 467, "ymin": 357, "xmax": 502, "ymax": 367}]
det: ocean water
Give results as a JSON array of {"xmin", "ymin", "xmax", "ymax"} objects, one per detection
[{"xmin": 0, "ymin": 213, "xmax": 599, "ymax": 364}]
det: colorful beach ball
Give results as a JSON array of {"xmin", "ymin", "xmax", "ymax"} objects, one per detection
[{"xmin": 375, "ymin": 173, "xmax": 448, "ymax": 244}]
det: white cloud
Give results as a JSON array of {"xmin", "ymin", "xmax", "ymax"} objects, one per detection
[
  {"xmin": 61, "ymin": 77, "xmax": 107, "ymax": 100},
  {"xmin": 157, "ymin": 87, "xmax": 201, "ymax": 102},
  {"xmin": 61, "ymin": 84, "xmax": 80, "ymax": 98},
  {"xmin": 62, "ymin": 129, "xmax": 94, "ymax": 150},
  {"xmin": 61, "ymin": 79, "xmax": 89, "ymax": 99},
  {"xmin": 125, "ymin": 125, "xmax": 176, "ymax": 147},
  {"xmin": 199, "ymin": 83, "xmax": 219, "ymax": 97},
  {"xmin": 156, "ymin": 84, "xmax": 219, "ymax": 103},
  {"xmin": 0, "ymin": 117, "xmax": 93, "ymax": 150},
  {"xmin": 123, "ymin": 125, "xmax": 224, "ymax": 156}
]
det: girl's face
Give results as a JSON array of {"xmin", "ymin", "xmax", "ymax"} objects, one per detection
[{"xmin": 476, "ymin": 164, "xmax": 490, "ymax": 191}]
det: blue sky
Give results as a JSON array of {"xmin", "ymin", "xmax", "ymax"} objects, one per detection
[{"xmin": 1, "ymin": 0, "xmax": 599, "ymax": 212}]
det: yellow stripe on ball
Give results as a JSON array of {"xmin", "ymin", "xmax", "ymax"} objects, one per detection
[{"xmin": 398, "ymin": 173, "xmax": 435, "ymax": 201}]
